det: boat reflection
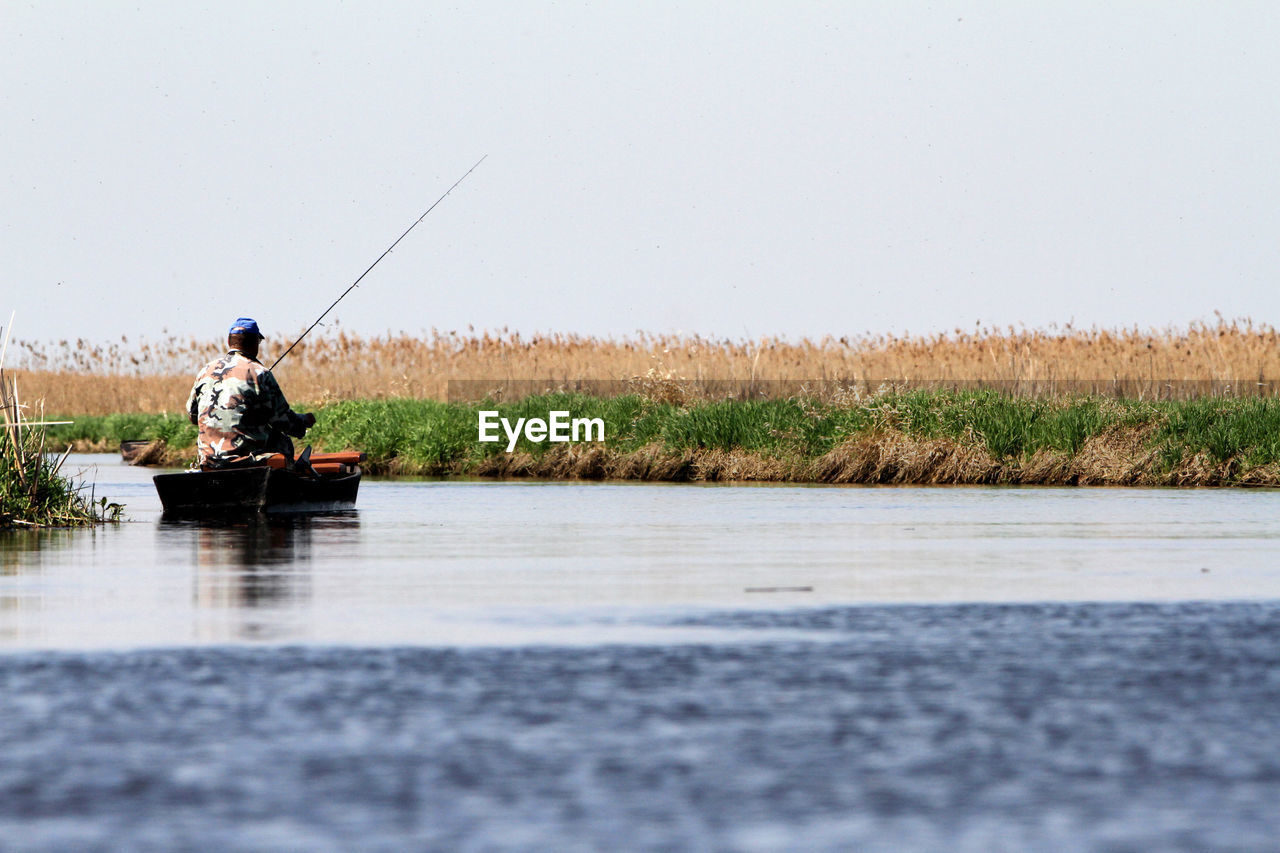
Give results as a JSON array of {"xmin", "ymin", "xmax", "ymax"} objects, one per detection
[{"xmin": 159, "ymin": 514, "xmax": 360, "ymax": 638}]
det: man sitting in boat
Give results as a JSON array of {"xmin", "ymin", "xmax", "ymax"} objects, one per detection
[{"xmin": 186, "ymin": 317, "xmax": 316, "ymax": 469}]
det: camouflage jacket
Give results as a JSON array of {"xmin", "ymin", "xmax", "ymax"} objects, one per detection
[{"xmin": 186, "ymin": 350, "xmax": 309, "ymax": 467}]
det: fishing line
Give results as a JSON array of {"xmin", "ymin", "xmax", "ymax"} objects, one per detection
[{"xmin": 270, "ymin": 154, "xmax": 488, "ymax": 370}]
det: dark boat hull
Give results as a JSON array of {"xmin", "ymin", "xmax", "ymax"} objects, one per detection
[{"xmin": 154, "ymin": 466, "xmax": 361, "ymax": 516}]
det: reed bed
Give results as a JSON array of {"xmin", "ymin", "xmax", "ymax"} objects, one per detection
[
  {"xmin": 0, "ymin": 361, "xmax": 122, "ymax": 529},
  {"xmin": 11, "ymin": 318, "xmax": 1280, "ymax": 415}
]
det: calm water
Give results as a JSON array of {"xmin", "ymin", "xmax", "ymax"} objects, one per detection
[{"xmin": 1, "ymin": 456, "xmax": 1279, "ymax": 850}]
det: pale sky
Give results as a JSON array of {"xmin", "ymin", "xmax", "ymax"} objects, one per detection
[{"xmin": 3, "ymin": 1, "xmax": 1278, "ymax": 347}]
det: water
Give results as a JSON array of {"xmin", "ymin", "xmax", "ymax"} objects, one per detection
[
  {"xmin": 5, "ymin": 457, "xmax": 1279, "ymax": 648},
  {"xmin": 2, "ymin": 456, "xmax": 1279, "ymax": 850}
]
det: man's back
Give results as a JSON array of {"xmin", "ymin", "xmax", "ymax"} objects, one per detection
[{"xmin": 187, "ymin": 350, "xmax": 302, "ymax": 467}]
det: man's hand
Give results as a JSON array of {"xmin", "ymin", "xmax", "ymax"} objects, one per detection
[{"xmin": 301, "ymin": 413, "xmax": 317, "ymax": 430}]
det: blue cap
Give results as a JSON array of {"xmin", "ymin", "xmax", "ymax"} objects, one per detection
[{"xmin": 229, "ymin": 317, "xmax": 264, "ymax": 338}]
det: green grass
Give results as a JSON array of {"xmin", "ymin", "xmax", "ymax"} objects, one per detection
[
  {"xmin": 42, "ymin": 391, "xmax": 1280, "ymax": 484},
  {"xmin": 1152, "ymin": 397, "xmax": 1280, "ymax": 467},
  {"xmin": 46, "ymin": 411, "xmax": 196, "ymax": 448}
]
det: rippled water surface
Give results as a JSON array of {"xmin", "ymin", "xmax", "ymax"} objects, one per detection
[{"xmin": 2, "ymin": 456, "xmax": 1279, "ymax": 850}]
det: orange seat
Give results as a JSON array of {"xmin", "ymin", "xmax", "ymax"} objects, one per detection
[
  {"xmin": 259, "ymin": 451, "xmax": 366, "ymax": 473},
  {"xmin": 307, "ymin": 451, "xmax": 367, "ymax": 465}
]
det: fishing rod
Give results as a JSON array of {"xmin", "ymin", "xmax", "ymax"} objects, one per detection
[{"xmin": 270, "ymin": 154, "xmax": 488, "ymax": 370}]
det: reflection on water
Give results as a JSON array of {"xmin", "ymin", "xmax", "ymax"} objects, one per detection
[
  {"xmin": 0, "ymin": 528, "xmax": 84, "ymax": 644},
  {"xmin": 4, "ymin": 454, "xmax": 1280, "ymax": 649},
  {"xmin": 162, "ymin": 515, "xmax": 336, "ymax": 609},
  {"xmin": 162, "ymin": 514, "xmax": 359, "ymax": 641},
  {"xmin": 1, "ymin": 528, "xmax": 75, "ymax": 572},
  {"xmin": 0, "ymin": 454, "xmax": 365, "ymax": 645}
]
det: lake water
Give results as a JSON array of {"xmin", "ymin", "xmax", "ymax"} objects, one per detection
[{"xmin": 1, "ymin": 456, "xmax": 1279, "ymax": 850}]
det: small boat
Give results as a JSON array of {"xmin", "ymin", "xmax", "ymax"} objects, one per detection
[
  {"xmin": 153, "ymin": 450, "xmax": 365, "ymax": 516},
  {"xmin": 121, "ymin": 439, "xmax": 163, "ymax": 465}
]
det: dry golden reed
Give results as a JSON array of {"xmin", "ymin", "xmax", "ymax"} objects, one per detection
[{"xmin": 11, "ymin": 317, "xmax": 1280, "ymax": 416}]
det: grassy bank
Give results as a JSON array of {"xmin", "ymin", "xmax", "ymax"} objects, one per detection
[{"xmin": 46, "ymin": 391, "xmax": 1280, "ymax": 487}]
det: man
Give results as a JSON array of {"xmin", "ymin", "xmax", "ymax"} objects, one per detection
[{"xmin": 186, "ymin": 317, "xmax": 316, "ymax": 469}]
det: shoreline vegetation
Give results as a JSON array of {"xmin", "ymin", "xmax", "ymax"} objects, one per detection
[
  {"xmin": 0, "ymin": 371, "xmax": 121, "ymax": 530},
  {"xmin": 15, "ymin": 321, "xmax": 1280, "ymax": 488},
  {"xmin": 47, "ymin": 390, "xmax": 1280, "ymax": 487}
]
